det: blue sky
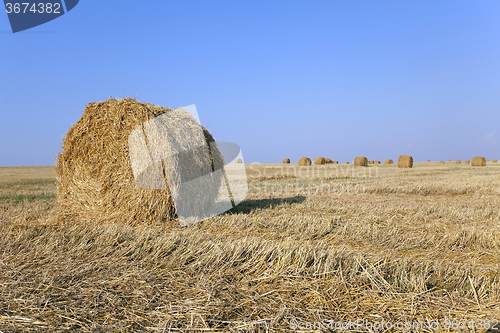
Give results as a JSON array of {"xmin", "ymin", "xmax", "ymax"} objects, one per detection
[{"xmin": 1, "ymin": 0, "xmax": 499, "ymax": 166}]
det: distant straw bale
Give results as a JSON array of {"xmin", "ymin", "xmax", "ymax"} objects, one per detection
[
  {"xmin": 384, "ymin": 159, "xmax": 393, "ymax": 164},
  {"xmin": 427, "ymin": 160, "xmax": 430, "ymax": 163},
  {"xmin": 325, "ymin": 158, "xmax": 333, "ymax": 164},
  {"xmin": 375, "ymin": 161, "xmax": 381, "ymax": 164},
  {"xmin": 283, "ymin": 158, "xmax": 290, "ymax": 164},
  {"xmin": 235, "ymin": 158, "xmax": 243, "ymax": 164},
  {"xmin": 298, "ymin": 157, "xmax": 312, "ymax": 166},
  {"xmin": 332, "ymin": 161, "xmax": 339, "ymax": 164},
  {"xmin": 464, "ymin": 160, "xmax": 470, "ymax": 164},
  {"xmin": 440, "ymin": 161, "xmax": 445, "ymax": 164},
  {"xmin": 345, "ymin": 162, "xmax": 349, "ymax": 164},
  {"xmin": 314, "ymin": 157, "xmax": 326, "ymax": 165},
  {"xmin": 354, "ymin": 156, "xmax": 368, "ymax": 167},
  {"xmin": 55, "ymin": 97, "xmax": 223, "ymax": 224},
  {"xmin": 471, "ymin": 156, "xmax": 486, "ymax": 167},
  {"xmin": 397, "ymin": 155, "xmax": 413, "ymax": 168},
  {"xmin": 493, "ymin": 160, "xmax": 498, "ymax": 163},
  {"xmin": 369, "ymin": 160, "xmax": 374, "ymax": 164},
  {"xmin": 456, "ymin": 160, "xmax": 461, "ymax": 164}
]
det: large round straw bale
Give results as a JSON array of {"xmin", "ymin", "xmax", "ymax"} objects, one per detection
[
  {"xmin": 325, "ymin": 158, "xmax": 333, "ymax": 164},
  {"xmin": 397, "ymin": 155, "xmax": 413, "ymax": 168},
  {"xmin": 471, "ymin": 156, "xmax": 486, "ymax": 167},
  {"xmin": 354, "ymin": 156, "xmax": 368, "ymax": 167},
  {"xmin": 283, "ymin": 158, "xmax": 290, "ymax": 164},
  {"xmin": 55, "ymin": 98, "xmax": 223, "ymax": 224},
  {"xmin": 314, "ymin": 157, "xmax": 326, "ymax": 165},
  {"xmin": 456, "ymin": 160, "xmax": 461, "ymax": 164},
  {"xmin": 384, "ymin": 159, "xmax": 393, "ymax": 164},
  {"xmin": 298, "ymin": 157, "xmax": 312, "ymax": 166},
  {"xmin": 493, "ymin": 159, "xmax": 498, "ymax": 163},
  {"xmin": 235, "ymin": 158, "xmax": 243, "ymax": 163}
]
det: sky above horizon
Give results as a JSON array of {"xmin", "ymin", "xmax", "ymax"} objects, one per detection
[{"xmin": 1, "ymin": 0, "xmax": 499, "ymax": 166}]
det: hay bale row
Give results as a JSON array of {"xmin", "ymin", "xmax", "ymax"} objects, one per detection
[{"xmin": 398, "ymin": 155, "xmax": 413, "ymax": 168}]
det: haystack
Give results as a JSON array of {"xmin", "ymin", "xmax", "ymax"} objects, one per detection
[
  {"xmin": 471, "ymin": 156, "xmax": 486, "ymax": 167},
  {"xmin": 298, "ymin": 157, "xmax": 312, "ymax": 166},
  {"xmin": 332, "ymin": 161, "xmax": 339, "ymax": 164},
  {"xmin": 325, "ymin": 158, "xmax": 333, "ymax": 164},
  {"xmin": 440, "ymin": 161, "xmax": 445, "ymax": 164},
  {"xmin": 493, "ymin": 160, "xmax": 498, "ymax": 163},
  {"xmin": 398, "ymin": 155, "xmax": 413, "ymax": 168},
  {"xmin": 456, "ymin": 160, "xmax": 461, "ymax": 164},
  {"xmin": 235, "ymin": 158, "xmax": 243, "ymax": 163},
  {"xmin": 464, "ymin": 160, "xmax": 470, "ymax": 164},
  {"xmin": 384, "ymin": 159, "xmax": 393, "ymax": 164},
  {"xmin": 375, "ymin": 161, "xmax": 381, "ymax": 164},
  {"xmin": 283, "ymin": 158, "xmax": 290, "ymax": 164},
  {"xmin": 314, "ymin": 157, "xmax": 326, "ymax": 165},
  {"xmin": 345, "ymin": 162, "xmax": 349, "ymax": 164},
  {"xmin": 427, "ymin": 160, "xmax": 430, "ymax": 163},
  {"xmin": 55, "ymin": 98, "xmax": 224, "ymax": 224},
  {"xmin": 354, "ymin": 156, "xmax": 368, "ymax": 167},
  {"xmin": 369, "ymin": 160, "xmax": 374, "ymax": 164}
]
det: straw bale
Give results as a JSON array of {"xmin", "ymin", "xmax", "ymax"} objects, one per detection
[
  {"xmin": 398, "ymin": 155, "xmax": 413, "ymax": 168},
  {"xmin": 283, "ymin": 158, "xmax": 290, "ymax": 164},
  {"xmin": 354, "ymin": 156, "xmax": 368, "ymax": 167},
  {"xmin": 314, "ymin": 157, "xmax": 326, "ymax": 165},
  {"xmin": 471, "ymin": 156, "xmax": 486, "ymax": 167},
  {"xmin": 55, "ymin": 98, "xmax": 223, "ymax": 224},
  {"xmin": 384, "ymin": 159, "xmax": 393, "ymax": 164},
  {"xmin": 298, "ymin": 157, "xmax": 312, "ymax": 166}
]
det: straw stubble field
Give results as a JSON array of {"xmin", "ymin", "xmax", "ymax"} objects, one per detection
[{"xmin": 0, "ymin": 162, "xmax": 500, "ymax": 332}]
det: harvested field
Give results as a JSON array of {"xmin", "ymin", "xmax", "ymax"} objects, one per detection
[{"xmin": 1, "ymin": 163, "xmax": 500, "ymax": 332}]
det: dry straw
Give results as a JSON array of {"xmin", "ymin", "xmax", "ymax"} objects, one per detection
[
  {"xmin": 471, "ymin": 156, "xmax": 486, "ymax": 167},
  {"xmin": 55, "ymin": 98, "xmax": 223, "ymax": 224},
  {"xmin": 354, "ymin": 156, "xmax": 368, "ymax": 167},
  {"xmin": 283, "ymin": 158, "xmax": 290, "ymax": 164},
  {"xmin": 298, "ymin": 157, "xmax": 312, "ymax": 166},
  {"xmin": 314, "ymin": 157, "xmax": 326, "ymax": 165},
  {"xmin": 397, "ymin": 155, "xmax": 413, "ymax": 168},
  {"xmin": 384, "ymin": 159, "xmax": 393, "ymax": 164}
]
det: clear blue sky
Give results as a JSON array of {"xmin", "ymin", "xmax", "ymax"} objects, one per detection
[{"xmin": 1, "ymin": 0, "xmax": 499, "ymax": 166}]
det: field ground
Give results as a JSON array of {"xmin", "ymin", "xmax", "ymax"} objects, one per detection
[{"xmin": 1, "ymin": 162, "xmax": 500, "ymax": 332}]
